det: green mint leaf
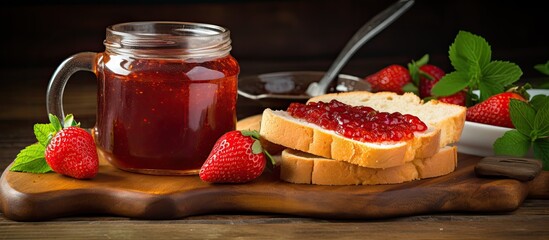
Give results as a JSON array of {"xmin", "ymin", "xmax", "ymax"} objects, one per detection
[
  {"xmin": 509, "ymin": 99, "xmax": 536, "ymax": 137},
  {"xmin": 481, "ymin": 61, "xmax": 523, "ymax": 87},
  {"xmin": 478, "ymin": 79, "xmax": 504, "ymax": 102},
  {"xmin": 241, "ymin": 130, "xmax": 260, "ymax": 139},
  {"xmin": 33, "ymin": 123, "xmax": 55, "ymax": 147},
  {"xmin": 530, "ymin": 94, "xmax": 549, "ymax": 111},
  {"xmin": 251, "ymin": 139, "xmax": 263, "ymax": 154},
  {"xmin": 402, "ymin": 82, "xmax": 418, "ymax": 95},
  {"xmin": 431, "ymin": 71, "xmax": 469, "ymax": 96},
  {"xmin": 63, "ymin": 114, "xmax": 80, "ymax": 128},
  {"xmin": 10, "ymin": 143, "xmax": 52, "ymax": 173},
  {"xmin": 49, "ymin": 114, "xmax": 62, "ymax": 132},
  {"xmin": 493, "ymin": 130, "xmax": 531, "ymax": 157},
  {"xmin": 449, "ymin": 31, "xmax": 491, "ymax": 73},
  {"xmin": 534, "ymin": 60, "xmax": 549, "ymax": 76},
  {"xmin": 534, "ymin": 98, "xmax": 549, "ymax": 138},
  {"xmin": 533, "ymin": 138, "xmax": 549, "ymax": 171}
]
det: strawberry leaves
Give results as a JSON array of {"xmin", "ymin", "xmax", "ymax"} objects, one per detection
[
  {"xmin": 432, "ymin": 31, "xmax": 523, "ymax": 103},
  {"xmin": 493, "ymin": 130, "xmax": 531, "ymax": 157},
  {"xmin": 34, "ymin": 123, "xmax": 56, "ymax": 147},
  {"xmin": 431, "ymin": 71, "xmax": 469, "ymax": 96},
  {"xmin": 509, "ymin": 99, "xmax": 536, "ymax": 135},
  {"xmin": 494, "ymin": 97, "xmax": 549, "ymax": 170},
  {"xmin": 10, "ymin": 143, "xmax": 52, "ymax": 173},
  {"xmin": 10, "ymin": 114, "xmax": 79, "ymax": 173},
  {"xmin": 448, "ymin": 30, "xmax": 491, "ymax": 73}
]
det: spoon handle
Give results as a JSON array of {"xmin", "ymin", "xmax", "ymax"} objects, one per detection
[{"xmin": 306, "ymin": 0, "xmax": 415, "ymax": 97}]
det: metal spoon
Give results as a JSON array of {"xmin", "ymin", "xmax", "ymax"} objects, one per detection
[{"xmin": 305, "ymin": 0, "xmax": 415, "ymax": 97}]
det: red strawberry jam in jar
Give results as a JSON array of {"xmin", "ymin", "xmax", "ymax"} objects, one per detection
[{"xmin": 46, "ymin": 22, "xmax": 239, "ymax": 175}]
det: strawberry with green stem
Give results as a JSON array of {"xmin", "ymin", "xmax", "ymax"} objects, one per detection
[
  {"xmin": 10, "ymin": 114, "xmax": 99, "ymax": 179},
  {"xmin": 431, "ymin": 30, "xmax": 548, "ymax": 169},
  {"xmin": 199, "ymin": 130, "xmax": 275, "ymax": 183},
  {"xmin": 466, "ymin": 92, "xmax": 527, "ymax": 128}
]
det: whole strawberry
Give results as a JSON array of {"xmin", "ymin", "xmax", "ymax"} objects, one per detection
[
  {"xmin": 365, "ymin": 64, "xmax": 411, "ymax": 94},
  {"xmin": 466, "ymin": 92, "xmax": 527, "ymax": 128},
  {"xmin": 45, "ymin": 126, "xmax": 99, "ymax": 179},
  {"xmin": 200, "ymin": 130, "xmax": 274, "ymax": 183},
  {"xmin": 10, "ymin": 114, "xmax": 99, "ymax": 179}
]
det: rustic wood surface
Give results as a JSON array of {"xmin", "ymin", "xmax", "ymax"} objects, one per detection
[{"xmin": 1, "ymin": 150, "xmax": 544, "ymax": 222}]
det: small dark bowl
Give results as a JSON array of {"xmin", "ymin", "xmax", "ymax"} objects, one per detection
[{"xmin": 238, "ymin": 71, "xmax": 371, "ymax": 110}]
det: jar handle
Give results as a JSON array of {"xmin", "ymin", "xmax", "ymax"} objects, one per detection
[{"xmin": 46, "ymin": 52, "xmax": 97, "ymax": 121}]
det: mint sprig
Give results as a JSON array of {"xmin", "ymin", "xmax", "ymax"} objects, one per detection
[
  {"xmin": 534, "ymin": 60, "xmax": 549, "ymax": 76},
  {"xmin": 10, "ymin": 143, "xmax": 51, "ymax": 173},
  {"xmin": 10, "ymin": 114, "xmax": 79, "ymax": 173},
  {"xmin": 494, "ymin": 97, "xmax": 549, "ymax": 170},
  {"xmin": 432, "ymin": 31, "xmax": 523, "ymax": 103}
]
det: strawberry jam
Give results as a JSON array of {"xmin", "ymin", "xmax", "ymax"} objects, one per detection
[
  {"xmin": 94, "ymin": 55, "xmax": 238, "ymax": 175},
  {"xmin": 287, "ymin": 100, "xmax": 427, "ymax": 142}
]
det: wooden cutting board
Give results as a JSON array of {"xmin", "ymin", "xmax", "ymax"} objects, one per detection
[
  {"xmin": 0, "ymin": 153, "xmax": 547, "ymax": 221},
  {"xmin": 1, "ymin": 114, "xmax": 548, "ymax": 221}
]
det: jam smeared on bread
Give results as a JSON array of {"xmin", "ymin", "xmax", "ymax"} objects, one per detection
[
  {"xmin": 287, "ymin": 99, "xmax": 427, "ymax": 142},
  {"xmin": 260, "ymin": 92, "xmax": 466, "ymax": 169}
]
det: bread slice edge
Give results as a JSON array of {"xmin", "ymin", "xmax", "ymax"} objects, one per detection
[
  {"xmin": 260, "ymin": 108, "xmax": 441, "ymax": 169},
  {"xmin": 280, "ymin": 146, "xmax": 457, "ymax": 185}
]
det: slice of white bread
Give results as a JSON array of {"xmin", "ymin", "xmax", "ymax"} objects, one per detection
[
  {"xmin": 260, "ymin": 108, "xmax": 441, "ymax": 169},
  {"xmin": 280, "ymin": 146, "xmax": 457, "ymax": 185},
  {"xmin": 308, "ymin": 91, "xmax": 466, "ymax": 148}
]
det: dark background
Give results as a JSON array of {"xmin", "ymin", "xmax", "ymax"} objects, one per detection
[{"xmin": 1, "ymin": 0, "xmax": 548, "ymax": 122}]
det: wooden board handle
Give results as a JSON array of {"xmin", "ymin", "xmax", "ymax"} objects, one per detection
[{"xmin": 528, "ymin": 171, "xmax": 549, "ymax": 199}]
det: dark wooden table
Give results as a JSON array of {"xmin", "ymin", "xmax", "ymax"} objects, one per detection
[{"xmin": 0, "ymin": 69, "xmax": 548, "ymax": 239}]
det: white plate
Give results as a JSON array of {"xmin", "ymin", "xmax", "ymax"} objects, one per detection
[{"xmin": 456, "ymin": 89, "xmax": 549, "ymax": 156}]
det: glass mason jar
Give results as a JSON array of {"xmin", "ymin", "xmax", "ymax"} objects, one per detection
[{"xmin": 47, "ymin": 22, "xmax": 239, "ymax": 175}]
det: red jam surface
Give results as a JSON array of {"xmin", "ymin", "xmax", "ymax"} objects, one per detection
[
  {"xmin": 94, "ymin": 54, "xmax": 239, "ymax": 174},
  {"xmin": 287, "ymin": 100, "xmax": 427, "ymax": 142}
]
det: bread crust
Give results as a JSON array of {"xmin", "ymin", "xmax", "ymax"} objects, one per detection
[
  {"xmin": 280, "ymin": 146, "xmax": 457, "ymax": 185},
  {"xmin": 260, "ymin": 109, "xmax": 441, "ymax": 169}
]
